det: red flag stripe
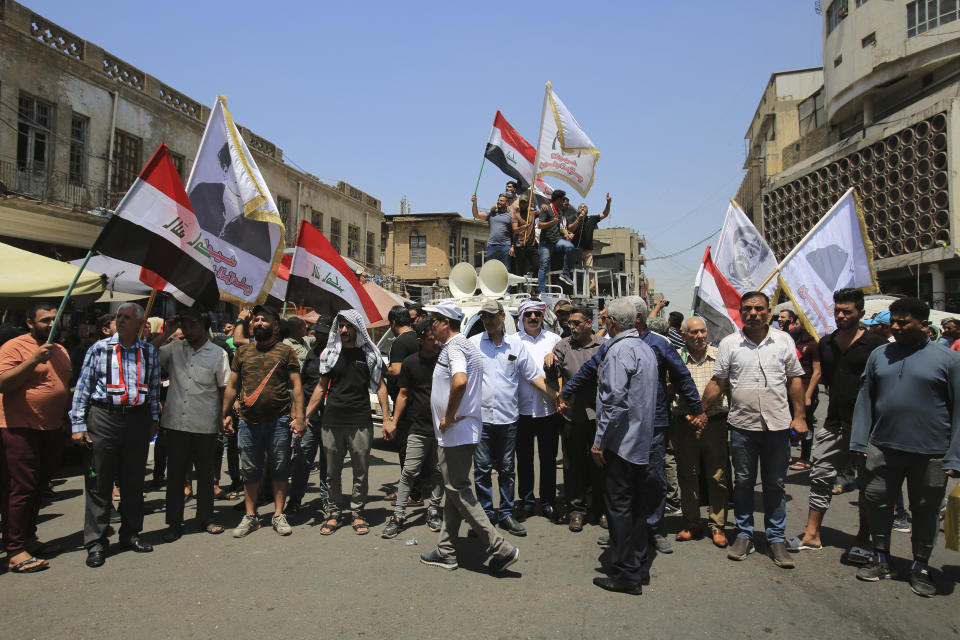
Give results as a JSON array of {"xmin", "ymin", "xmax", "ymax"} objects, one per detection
[
  {"xmin": 492, "ymin": 111, "xmax": 536, "ymax": 163},
  {"xmin": 137, "ymin": 143, "xmax": 195, "ymax": 213},
  {"xmin": 277, "ymin": 253, "xmax": 291, "ymax": 281},
  {"xmin": 702, "ymin": 248, "xmax": 743, "ymax": 327}
]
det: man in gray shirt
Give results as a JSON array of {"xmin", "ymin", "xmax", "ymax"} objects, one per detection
[
  {"xmin": 471, "ymin": 192, "xmax": 514, "ymax": 267},
  {"xmin": 591, "ymin": 298, "xmax": 658, "ymax": 595},
  {"xmin": 850, "ymin": 296, "xmax": 960, "ymax": 597}
]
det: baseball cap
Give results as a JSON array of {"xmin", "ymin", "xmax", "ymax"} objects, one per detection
[
  {"xmin": 554, "ymin": 300, "xmax": 573, "ymax": 313},
  {"xmin": 423, "ymin": 301, "xmax": 463, "ymax": 321},
  {"xmin": 251, "ymin": 304, "xmax": 281, "ymax": 322},
  {"xmin": 479, "ymin": 300, "xmax": 503, "ymax": 315},
  {"xmin": 863, "ymin": 310, "xmax": 891, "ymax": 326}
]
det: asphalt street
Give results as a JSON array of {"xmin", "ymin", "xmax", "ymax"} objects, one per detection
[{"xmin": 2, "ymin": 422, "xmax": 958, "ymax": 639}]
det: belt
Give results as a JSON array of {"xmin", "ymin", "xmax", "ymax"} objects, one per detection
[{"xmin": 90, "ymin": 400, "xmax": 149, "ymax": 414}]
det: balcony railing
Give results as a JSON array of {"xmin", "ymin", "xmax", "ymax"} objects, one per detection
[{"xmin": 0, "ymin": 158, "xmax": 110, "ymax": 213}]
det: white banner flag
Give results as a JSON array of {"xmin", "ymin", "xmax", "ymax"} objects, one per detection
[
  {"xmin": 535, "ymin": 82, "xmax": 600, "ymax": 197},
  {"xmin": 776, "ymin": 189, "xmax": 878, "ymax": 336},
  {"xmin": 186, "ymin": 96, "xmax": 285, "ymax": 305},
  {"xmin": 712, "ymin": 201, "xmax": 779, "ymax": 298}
]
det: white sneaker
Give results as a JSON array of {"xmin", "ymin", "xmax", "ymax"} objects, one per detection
[
  {"xmin": 272, "ymin": 513, "xmax": 292, "ymax": 535},
  {"xmin": 233, "ymin": 514, "xmax": 260, "ymax": 538}
]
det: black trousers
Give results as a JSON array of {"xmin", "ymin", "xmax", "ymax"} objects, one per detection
[
  {"xmin": 83, "ymin": 404, "xmax": 151, "ymax": 548},
  {"xmin": 165, "ymin": 429, "xmax": 217, "ymax": 527},
  {"xmin": 561, "ymin": 418, "xmax": 603, "ymax": 515},
  {"xmin": 604, "ymin": 450, "xmax": 648, "ymax": 585},
  {"xmin": 517, "ymin": 414, "xmax": 559, "ymax": 509},
  {"xmin": 512, "ymin": 246, "xmax": 540, "ymax": 277}
]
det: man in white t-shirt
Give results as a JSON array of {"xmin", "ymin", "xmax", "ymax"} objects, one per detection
[{"xmin": 418, "ymin": 301, "xmax": 519, "ymax": 574}]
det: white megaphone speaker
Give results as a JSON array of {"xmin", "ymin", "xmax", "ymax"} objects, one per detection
[
  {"xmin": 478, "ymin": 259, "xmax": 510, "ymax": 297},
  {"xmin": 449, "ymin": 262, "xmax": 478, "ymax": 300}
]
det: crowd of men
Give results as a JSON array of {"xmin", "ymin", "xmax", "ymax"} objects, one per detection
[
  {"xmin": 0, "ymin": 286, "xmax": 958, "ymax": 599},
  {"xmin": 471, "ymin": 181, "xmax": 611, "ymax": 294}
]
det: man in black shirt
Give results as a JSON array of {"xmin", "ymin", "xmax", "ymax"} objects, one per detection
[
  {"xmin": 286, "ymin": 316, "xmax": 332, "ymax": 516},
  {"xmin": 538, "ymin": 190, "xmax": 576, "ymax": 291},
  {"xmin": 569, "ymin": 193, "xmax": 610, "ymax": 296},
  {"xmin": 382, "ymin": 319, "xmax": 443, "ymax": 538},
  {"xmin": 794, "ymin": 289, "xmax": 886, "ymax": 558},
  {"xmin": 306, "ymin": 310, "xmax": 391, "ymax": 535},
  {"xmin": 385, "ymin": 306, "xmax": 421, "ymax": 505}
]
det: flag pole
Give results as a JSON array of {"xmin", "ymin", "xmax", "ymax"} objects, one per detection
[
  {"xmin": 757, "ymin": 187, "xmax": 855, "ymax": 291},
  {"xmin": 139, "ymin": 289, "xmax": 158, "ymax": 337},
  {"xmin": 525, "ymin": 81, "xmax": 551, "ymax": 225},
  {"xmin": 472, "ymin": 157, "xmax": 486, "ymax": 196},
  {"xmin": 46, "ymin": 248, "xmax": 94, "ymax": 345}
]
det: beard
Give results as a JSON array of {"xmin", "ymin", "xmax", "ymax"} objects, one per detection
[{"xmin": 253, "ymin": 326, "xmax": 274, "ymax": 342}]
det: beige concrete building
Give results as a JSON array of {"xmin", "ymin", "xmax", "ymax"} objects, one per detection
[
  {"xmin": 383, "ymin": 212, "xmax": 488, "ymax": 296},
  {"xmin": 0, "ymin": 1, "xmax": 384, "ymax": 271},
  {"xmin": 747, "ymin": 0, "xmax": 960, "ymax": 311},
  {"xmin": 735, "ymin": 69, "xmax": 824, "ymax": 226},
  {"xmin": 593, "ymin": 227, "xmax": 646, "ymax": 297}
]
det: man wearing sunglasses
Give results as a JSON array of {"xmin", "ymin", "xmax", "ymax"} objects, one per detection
[{"xmin": 516, "ymin": 299, "xmax": 563, "ymax": 521}]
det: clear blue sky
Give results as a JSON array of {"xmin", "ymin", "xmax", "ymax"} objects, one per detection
[{"xmin": 35, "ymin": 0, "xmax": 824, "ymax": 310}]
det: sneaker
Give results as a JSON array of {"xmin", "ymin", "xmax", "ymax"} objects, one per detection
[
  {"xmin": 893, "ymin": 516, "xmax": 911, "ymax": 533},
  {"xmin": 271, "ymin": 514, "xmax": 292, "ymax": 535},
  {"xmin": 652, "ymin": 534, "xmax": 674, "ymax": 554},
  {"xmin": 856, "ymin": 558, "xmax": 892, "ymax": 582},
  {"xmin": 727, "ymin": 535, "xmax": 753, "ymax": 561},
  {"xmin": 909, "ymin": 565, "xmax": 936, "ymax": 597},
  {"xmin": 559, "ymin": 273, "xmax": 574, "ymax": 286},
  {"xmin": 381, "ymin": 515, "xmax": 404, "ymax": 539},
  {"xmin": 489, "ymin": 548, "xmax": 519, "ymax": 574},
  {"xmin": 426, "ymin": 509, "xmax": 442, "ymax": 533},
  {"xmin": 597, "ymin": 533, "xmax": 610, "ymax": 547},
  {"xmin": 420, "ymin": 549, "xmax": 458, "ymax": 570},
  {"xmin": 664, "ymin": 501, "xmax": 682, "ymax": 516},
  {"xmin": 233, "ymin": 515, "xmax": 260, "ymax": 538},
  {"xmin": 846, "ymin": 545, "xmax": 873, "ymax": 565}
]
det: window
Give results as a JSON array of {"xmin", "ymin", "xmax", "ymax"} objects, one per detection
[
  {"xmin": 861, "ymin": 32, "xmax": 876, "ymax": 47},
  {"xmin": 473, "ymin": 240, "xmax": 486, "ymax": 267},
  {"xmin": 409, "ymin": 234, "xmax": 427, "ymax": 266},
  {"xmin": 448, "ymin": 232, "xmax": 457, "ymax": 266},
  {"xmin": 17, "ymin": 94, "xmax": 53, "ymax": 175},
  {"xmin": 855, "ymin": 0, "xmax": 868, "ymax": 5},
  {"xmin": 460, "ymin": 237, "xmax": 469, "ymax": 263},
  {"xmin": 276, "ymin": 197, "xmax": 293, "ymax": 245},
  {"xmin": 310, "ymin": 209, "xmax": 323, "ymax": 232},
  {"xmin": 834, "ymin": 55, "xmax": 843, "ymax": 67},
  {"xmin": 112, "ymin": 129, "xmax": 142, "ymax": 204},
  {"xmin": 169, "ymin": 151, "xmax": 185, "ymax": 181},
  {"xmin": 366, "ymin": 232, "xmax": 376, "ymax": 266},
  {"xmin": 908, "ymin": 0, "xmax": 959, "ymax": 37},
  {"xmin": 347, "ymin": 224, "xmax": 360, "ymax": 260},
  {"xmin": 330, "ymin": 218, "xmax": 342, "ymax": 253},
  {"xmin": 826, "ymin": 0, "xmax": 848, "ymax": 34},
  {"xmin": 68, "ymin": 114, "xmax": 88, "ymax": 186}
]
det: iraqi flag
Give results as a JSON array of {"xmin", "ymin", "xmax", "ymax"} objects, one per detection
[
  {"xmin": 485, "ymin": 111, "xmax": 536, "ymax": 192},
  {"xmin": 691, "ymin": 246, "xmax": 741, "ymax": 343},
  {"xmin": 91, "ymin": 144, "xmax": 219, "ymax": 307},
  {"xmin": 287, "ymin": 221, "xmax": 382, "ymax": 326}
]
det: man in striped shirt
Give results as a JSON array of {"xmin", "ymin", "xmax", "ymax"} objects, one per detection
[{"xmin": 71, "ymin": 302, "xmax": 161, "ymax": 568}]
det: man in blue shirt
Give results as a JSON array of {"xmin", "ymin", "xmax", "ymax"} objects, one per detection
[
  {"xmin": 591, "ymin": 297, "xmax": 658, "ymax": 595},
  {"xmin": 851, "ymin": 297, "xmax": 960, "ymax": 597},
  {"xmin": 560, "ymin": 296, "xmax": 706, "ymax": 553},
  {"xmin": 470, "ymin": 300, "xmax": 556, "ymax": 537}
]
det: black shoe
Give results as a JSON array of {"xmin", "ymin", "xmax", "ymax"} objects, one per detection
[
  {"xmin": 121, "ymin": 536, "xmax": 153, "ymax": 553},
  {"xmin": 514, "ymin": 506, "xmax": 532, "ymax": 523},
  {"xmin": 540, "ymin": 504, "xmax": 556, "ymax": 521},
  {"xmin": 381, "ymin": 515, "xmax": 403, "ymax": 539},
  {"xmin": 593, "ymin": 576, "xmax": 642, "ymax": 595},
  {"xmin": 85, "ymin": 546, "xmax": 105, "ymax": 568},
  {"xmin": 489, "ymin": 548, "xmax": 519, "ymax": 574},
  {"xmin": 857, "ymin": 558, "xmax": 893, "ymax": 582},
  {"xmin": 499, "ymin": 516, "xmax": 528, "ymax": 537},
  {"xmin": 910, "ymin": 564, "xmax": 936, "ymax": 597},
  {"xmin": 426, "ymin": 508, "xmax": 442, "ymax": 533}
]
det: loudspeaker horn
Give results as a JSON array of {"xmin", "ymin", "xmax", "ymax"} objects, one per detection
[
  {"xmin": 449, "ymin": 262, "xmax": 478, "ymax": 300},
  {"xmin": 478, "ymin": 259, "xmax": 510, "ymax": 297}
]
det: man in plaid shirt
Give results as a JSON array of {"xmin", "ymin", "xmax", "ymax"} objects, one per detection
[{"xmin": 71, "ymin": 302, "xmax": 160, "ymax": 568}]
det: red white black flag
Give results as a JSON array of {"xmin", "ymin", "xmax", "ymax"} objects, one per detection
[
  {"xmin": 484, "ymin": 111, "xmax": 536, "ymax": 192},
  {"xmin": 91, "ymin": 144, "xmax": 219, "ymax": 307},
  {"xmin": 287, "ymin": 221, "xmax": 382, "ymax": 326}
]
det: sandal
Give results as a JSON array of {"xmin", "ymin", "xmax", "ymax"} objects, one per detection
[
  {"xmin": 352, "ymin": 518, "xmax": 370, "ymax": 535},
  {"xmin": 320, "ymin": 517, "xmax": 339, "ymax": 536},
  {"xmin": 202, "ymin": 521, "xmax": 224, "ymax": 535},
  {"xmin": 789, "ymin": 461, "xmax": 811, "ymax": 471},
  {"xmin": 10, "ymin": 556, "xmax": 49, "ymax": 573},
  {"xmin": 162, "ymin": 526, "xmax": 182, "ymax": 543}
]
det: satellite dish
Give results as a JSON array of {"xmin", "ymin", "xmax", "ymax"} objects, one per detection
[{"xmin": 449, "ymin": 262, "xmax": 478, "ymax": 300}]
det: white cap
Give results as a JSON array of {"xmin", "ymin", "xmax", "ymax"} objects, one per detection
[{"xmin": 424, "ymin": 301, "xmax": 464, "ymax": 321}]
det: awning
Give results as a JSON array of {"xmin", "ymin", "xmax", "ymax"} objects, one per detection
[
  {"xmin": 0, "ymin": 241, "xmax": 104, "ymax": 306},
  {"xmin": 363, "ymin": 281, "xmax": 408, "ymax": 328}
]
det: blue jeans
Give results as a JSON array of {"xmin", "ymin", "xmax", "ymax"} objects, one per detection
[
  {"xmin": 486, "ymin": 244, "xmax": 511, "ymax": 266},
  {"xmin": 730, "ymin": 427, "xmax": 790, "ymax": 543},
  {"xmin": 474, "ymin": 422, "xmax": 518, "ymax": 521},
  {"xmin": 538, "ymin": 239, "xmax": 574, "ymax": 291},
  {"xmin": 237, "ymin": 415, "xmax": 292, "ymax": 485},
  {"xmin": 288, "ymin": 415, "xmax": 328, "ymax": 505}
]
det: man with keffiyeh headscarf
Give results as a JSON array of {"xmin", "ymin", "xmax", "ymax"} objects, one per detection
[{"xmin": 306, "ymin": 309, "xmax": 391, "ymax": 536}]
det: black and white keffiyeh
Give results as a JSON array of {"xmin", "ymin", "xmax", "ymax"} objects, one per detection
[{"xmin": 318, "ymin": 309, "xmax": 383, "ymax": 393}]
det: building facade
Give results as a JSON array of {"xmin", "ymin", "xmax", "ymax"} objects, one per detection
[
  {"xmin": 593, "ymin": 227, "xmax": 646, "ymax": 297},
  {"xmin": 0, "ymin": 1, "xmax": 384, "ymax": 271},
  {"xmin": 742, "ymin": 0, "xmax": 960, "ymax": 311}
]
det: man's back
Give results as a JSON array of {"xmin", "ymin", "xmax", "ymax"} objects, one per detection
[{"xmin": 596, "ymin": 332, "xmax": 658, "ymax": 465}]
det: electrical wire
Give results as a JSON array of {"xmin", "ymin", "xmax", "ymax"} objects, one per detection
[{"xmin": 644, "ymin": 227, "xmax": 721, "ymax": 261}]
